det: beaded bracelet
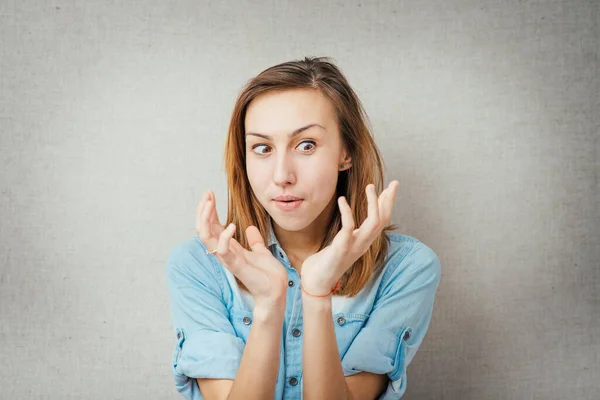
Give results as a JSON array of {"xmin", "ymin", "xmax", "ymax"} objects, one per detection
[{"xmin": 300, "ymin": 279, "xmax": 342, "ymax": 297}]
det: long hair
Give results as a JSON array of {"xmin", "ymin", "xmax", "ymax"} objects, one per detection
[{"xmin": 223, "ymin": 56, "xmax": 397, "ymax": 297}]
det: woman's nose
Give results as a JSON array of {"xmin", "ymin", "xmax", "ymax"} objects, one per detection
[{"xmin": 272, "ymin": 154, "xmax": 296, "ymax": 186}]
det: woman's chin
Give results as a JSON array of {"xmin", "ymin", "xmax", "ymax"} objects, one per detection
[{"xmin": 269, "ymin": 210, "xmax": 313, "ymax": 232}]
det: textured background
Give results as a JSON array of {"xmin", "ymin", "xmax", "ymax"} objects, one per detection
[{"xmin": 0, "ymin": 0, "xmax": 598, "ymax": 399}]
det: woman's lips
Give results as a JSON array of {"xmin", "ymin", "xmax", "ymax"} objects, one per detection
[{"xmin": 273, "ymin": 199, "xmax": 303, "ymax": 211}]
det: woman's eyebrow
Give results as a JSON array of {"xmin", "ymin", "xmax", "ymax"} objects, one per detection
[{"xmin": 246, "ymin": 123, "xmax": 325, "ymax": 141}]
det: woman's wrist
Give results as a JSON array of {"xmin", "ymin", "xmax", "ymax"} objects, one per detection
[
  {"xmin": 300, "ymin": 278, "xmax": 341, "ymax": 297},
  {"xmin": 253, "ymin": 299, "xmax": 286, "ymax": 323},
  {"xmin": 302, "ymin": 290, "xmax": 333, "ymax": 310}
]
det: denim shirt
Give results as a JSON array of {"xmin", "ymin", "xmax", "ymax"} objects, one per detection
[{"xmin": 166, "ymin": 226, "xmax": 441, "ymax": 400}]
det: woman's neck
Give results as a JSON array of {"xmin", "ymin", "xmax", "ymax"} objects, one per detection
[{"xmin": 272, "ymin": 195, "xmax": 337, "ymax": 266}]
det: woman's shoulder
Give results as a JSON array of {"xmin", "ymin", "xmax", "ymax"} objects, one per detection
[
  {"xmin": 165, "ymin": 236, "xmax": 223, "ymax": 286},
  {"xmin": 380, "ymin": 231, "xmax": 442, "ymax": 286},
  {"xmin": 166, "ymin": 236, "xmax": 208, "ymax": 265}
]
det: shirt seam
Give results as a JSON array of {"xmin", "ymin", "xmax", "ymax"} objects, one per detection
[
  {"xmin": 208, "ymin": 255, "xmax": 226, "ymax": 299},
  {"xmin": 380, "ymin": 239, "xmax": 421, "ymax": 289}
]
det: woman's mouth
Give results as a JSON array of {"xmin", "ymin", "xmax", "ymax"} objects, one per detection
[{"xmin": 273, "ymin": 199, "xmax": 303, "ymax": 211}]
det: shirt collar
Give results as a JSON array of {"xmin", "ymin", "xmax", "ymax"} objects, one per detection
[{"xmin": 266, "ymin": 217, "xmax": 278, "ymax": 248}]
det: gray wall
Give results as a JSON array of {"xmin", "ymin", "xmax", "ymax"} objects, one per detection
[{"xmin": 1, "ymin": 1, "xmax": 597, "ymax": 399}]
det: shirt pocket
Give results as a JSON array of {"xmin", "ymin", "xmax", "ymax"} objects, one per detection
[
  {"xmin": 229, "ymin": 307, "xmax": 254, "ymax": 343},
  {"xmin": 332, "ymin": 312, "xmax": 369, "ymax": 358}
]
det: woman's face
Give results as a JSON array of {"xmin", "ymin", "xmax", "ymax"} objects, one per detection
[{"xmin": 244, "ymin": 88, "xmax": 351, "ymax": 232}]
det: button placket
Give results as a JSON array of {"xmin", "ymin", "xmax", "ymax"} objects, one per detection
[{"xmin": 284, "ymin": 295, "xmax": 303, "ymax": 388}]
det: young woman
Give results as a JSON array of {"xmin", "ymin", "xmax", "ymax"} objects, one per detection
[{"xmin": 167, "ymin": 57, "xmax": 442, "ymax": 400}]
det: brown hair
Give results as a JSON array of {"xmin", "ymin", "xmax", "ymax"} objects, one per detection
[{"xmin": 223, "ymin": 56, "xmax": 397, "ymax": 297}]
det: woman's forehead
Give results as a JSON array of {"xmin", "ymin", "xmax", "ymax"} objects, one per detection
[{"xmin": 245, "ymin": 89, "xmax": 338, "ymax": 135}]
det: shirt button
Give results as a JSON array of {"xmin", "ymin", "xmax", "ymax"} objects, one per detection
[
  {"xmin": 292, "ymin": 328, "xmax": 302, "ymax": 337},
  {"xmin": 336, "ymin": 317, "xmax": 346, "ymax": 326},
  {"xmin": 289, "ymin": 377, "xmax": 298, "ymax": 386},
  {"xmin": 288, "ymin": 280, "xmax": 295, "ymax": 287},
  {"xmin": 403, "ymin": 330, "xmax": 411, "ymax": 340},
  {"xmin": 176, "ymin": 332, "xmax": 182, "ymax": 340},
  {"xmin": 243, "ymin": 316, "xmax": 252, "ymax": 325},
  {"xmin": 279, "ymin": 251, "xmax": 284, "ymax": 258}
]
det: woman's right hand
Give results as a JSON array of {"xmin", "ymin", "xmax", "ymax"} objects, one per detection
[{"xmin": 196, "ymin": 190, "xmax": 288, "ymax": 310}]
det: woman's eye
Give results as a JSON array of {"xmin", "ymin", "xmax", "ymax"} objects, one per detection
[
  {"xmin": 296, "ymin": 140, "xmax": 316, "ymax": 153},
  {"xmin": 251, "ymin": 141, "xmax": 316, "ymax": 155},
  {"xmin": 251, "ymin": 144, "xmax": 272, "ymax": 155}
]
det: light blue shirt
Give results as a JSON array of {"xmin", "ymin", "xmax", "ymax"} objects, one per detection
[{"xmin": 166, "ymin": 224, "xmax": 442, "ymax": 399}]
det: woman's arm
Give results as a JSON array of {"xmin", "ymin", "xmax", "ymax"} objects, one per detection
[
  {"xmin": 301, "ymin": 294, "xmax": 387, "ymax": 400},
  {"xmin": 302, "ymin": 294, "xmax": 348, "ymax": 399},
  {"xmin": 192, "ymin": 192, "xmax": 291, "ymax": 399},
  {"xmin": 198, "ymin": 304, "xmax": 285, "ymax": 400},
  {"xmin": 302, "ymin": 293, "xmax": 345, "ymax": 399},
  {"xmin": 300, "ymin": 184, "xmax": 400, "ymax": 399}
]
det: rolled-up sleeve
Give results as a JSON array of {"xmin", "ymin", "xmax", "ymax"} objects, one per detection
[
  {"xmin": 341, "ymin": 240, "xmax": 442, "ymax": 399},
  {"xmin": 166, "ymin": 238, "xmax": 245, "ymax": 399}
]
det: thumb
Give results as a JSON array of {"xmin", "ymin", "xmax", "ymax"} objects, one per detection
[{"xmin": 246, "ymin": 225, "xmax": 268, "ymax": 252}]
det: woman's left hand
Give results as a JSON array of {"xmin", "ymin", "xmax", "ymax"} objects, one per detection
[{"xmin": 300, "ymin": 180, "xmax": 400, "ymax": 295}]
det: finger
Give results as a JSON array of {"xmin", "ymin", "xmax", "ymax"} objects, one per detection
[
  {"xmin": 241, "ymin": 225, "xmax": 273, "ymax": 269},
  {"xmin": 208, "ymin": 191, "xmax": 225, "ymax": 236},
  {"xmin": 379, "ymin": 180, "xmax": 398, "ymax": 203},
  {"xmin": 333, "ymin": 196, "xmax": 354, "ymax": 249},
  {"xmin": 227, "ymin": 233, "xmax": 245, "ymax": 253},
  {"xmin": 245, "ymin": 225, "xmax": 268, "ymax": 253},
  {"xmin": 219, "ymin": 228, "xmax": 265, "ymax": 285},
  {"xmin": 379, "ymin": 181, "xmax": 399, "ymax": 223},
  {"xmin": 363, "ymin": 184, "xmax": 380, "ymax": 230},
  {"xmin": 216, "ymin": 223, "xmax": 239, "ymax": 270},
  {"xmin": 208, "ymin": 191, "xmax": 220, "ymax": 225},
  {"xmin": 356, "ymin": 184, "xmax": 380, "ymax": 244},
  {"xmin": 214, "ymin": 217, "xmax": 244, "ymax": 255},
  {"xmin": 198, "ymin": 196, "xmax": 217, "ymax": 248},
  {"xmin": 218, "ymin": 232, "xmax": 249, "ymax": 272},
  {"xmin": 195, "ymin": 191, "xmax": 211, "ymax": 239}
]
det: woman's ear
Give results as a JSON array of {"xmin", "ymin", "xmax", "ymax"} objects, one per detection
[{"xmin": 339, "ymin": 155, "xmax": 353, "ymax": 171}]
